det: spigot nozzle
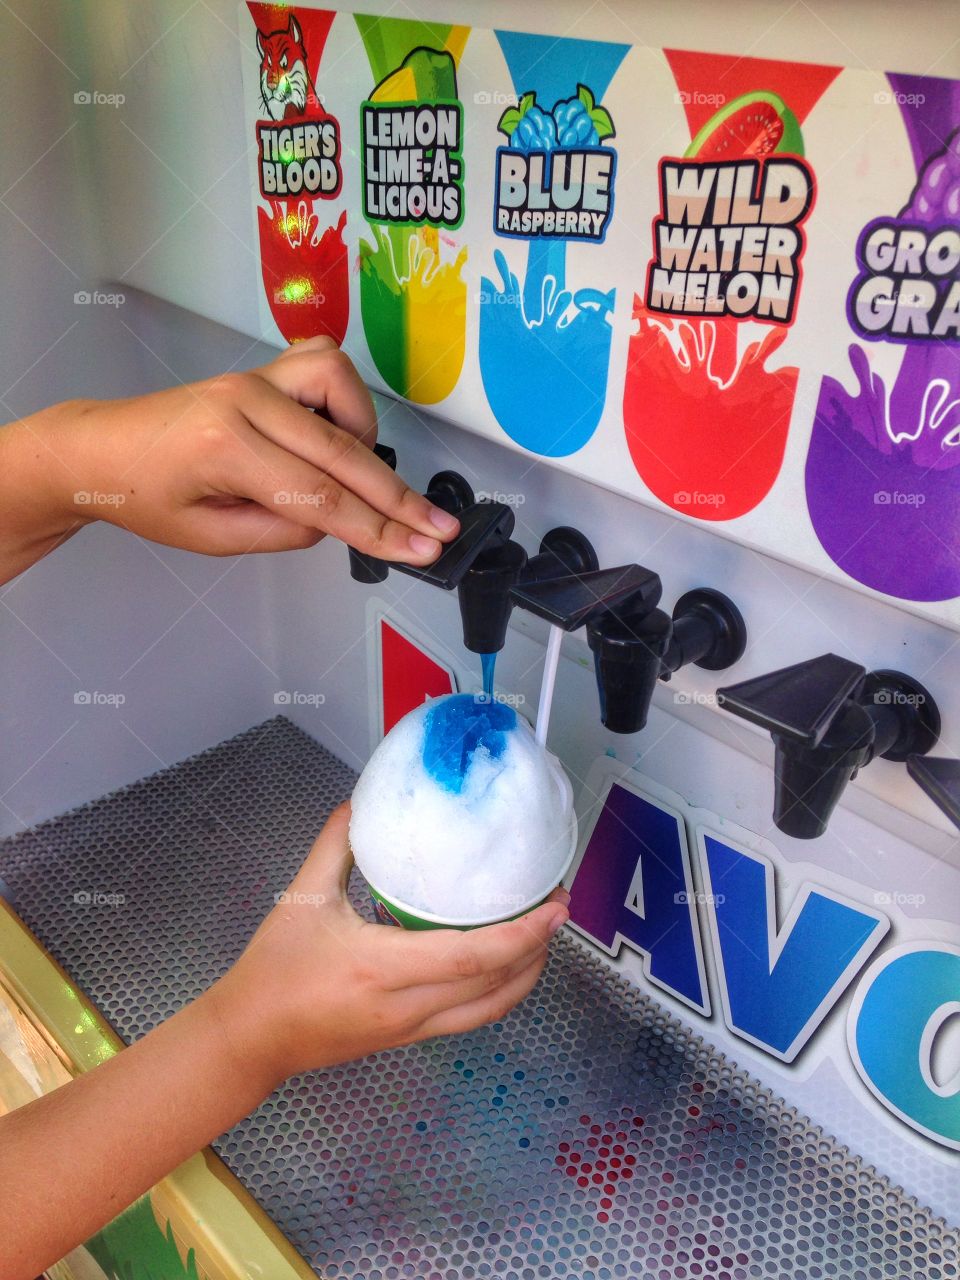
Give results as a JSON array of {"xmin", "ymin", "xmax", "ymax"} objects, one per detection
[
  {"xmin": 587, "ymin": 607, "xmax": 672, "ymax": 734},
  {"xmin": 458, "ymin": 541, "xmax": 528, "ymax": 654}
]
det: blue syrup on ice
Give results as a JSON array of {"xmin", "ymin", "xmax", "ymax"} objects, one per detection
[
  {"xmin": 422, "ymin": 693, "xmax": 517, "ymax": 793},
  {"xmin": 480, "ymin": 651, "xmax": 497, "ymax": 699}
]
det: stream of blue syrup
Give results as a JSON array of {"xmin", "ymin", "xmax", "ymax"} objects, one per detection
[{"xmin": 480, "ymin": 651, "xmax": 497, "ymax": 699}]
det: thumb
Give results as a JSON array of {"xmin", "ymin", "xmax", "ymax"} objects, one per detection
[{"xmin": 287, "ymin": 802, "xmax": 354, "ymax": 900}]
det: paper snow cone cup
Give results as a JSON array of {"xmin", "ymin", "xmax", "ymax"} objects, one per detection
[
  {"xmin": 349, "ymin": 692, "xmax": 579, "ymax": 931},
  {"xmin": 361, "ymin": 809, "xmax": 579, "ymax": 931}
]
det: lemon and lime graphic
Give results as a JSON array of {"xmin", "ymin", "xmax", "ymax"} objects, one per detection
[{"xmin": 357, "ymin": 23, "xmax": 469, "ymax": 404}]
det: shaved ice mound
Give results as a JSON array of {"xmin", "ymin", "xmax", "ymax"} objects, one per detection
[{"xmin": 349, "ymin": 693, "xmax": 577, "ymax": 927}]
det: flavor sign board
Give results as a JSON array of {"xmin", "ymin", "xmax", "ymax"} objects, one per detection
[{"xmin": 239, "ymin": 9, "xmax": 960, "ymax": 625}]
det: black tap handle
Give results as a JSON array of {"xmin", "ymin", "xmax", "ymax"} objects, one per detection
[
  {"xmin": 716, "ymin": 653, "xmax": 866, "ymax": 748},
  {"xmin": 523, "ymin": 527, "xmax": 599, "ymax": 583},
  {"xmin": 907, "ymin": 755, "xmax": 960, "ymax": 829},
  {"xmin": 348, "ymin": 442, "xmax": 399, "ymax": 584},
  {"xmin": 394, "ymin": 501, "xmax": 515, "ymax": 591},
  {"xmin": 666, "ymin": 588, "xmax": 747, "ymax": 675},
  {"xmin": 424, "ymin": 470, "xmax": 474, "ymax": 516},
  {"xmin": 509, "ymin": 564, "xmax": 662, "ymax": 633}
]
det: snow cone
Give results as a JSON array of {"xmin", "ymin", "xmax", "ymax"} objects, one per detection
[{"xmin": 349, "ymin": 693, "xmax": 578, "ymax": 929}]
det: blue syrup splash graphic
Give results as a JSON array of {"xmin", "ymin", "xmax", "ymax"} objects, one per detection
[
  {"xmin": 480, "ymin": 651, "xmax": 497, "ymax": 699},
  {"xmin": 422, "ymin": 694, "xmax": 517, "ymax": 793},
  {"xmin": 480, "ymin": 250, "xmax": 615, "ymax": 456},
  {"xmin": 479, "ymin": 32, "xmax": 628, "ymax": 458}
]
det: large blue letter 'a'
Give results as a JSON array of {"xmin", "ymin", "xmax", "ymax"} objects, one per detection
[{"xmin": 569, "ymin": 782, "xmax": 709, "ymax": 1014}]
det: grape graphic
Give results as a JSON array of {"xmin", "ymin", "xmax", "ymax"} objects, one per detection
[
  {"xmin": 554, "ymin": 97, "xmax": 599, "ymax": 147},
  {"xmin": 900, "ymin": 127, "xmax": 960, "ymax": 224}
]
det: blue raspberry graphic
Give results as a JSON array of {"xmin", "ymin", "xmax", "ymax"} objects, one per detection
[
  {"xmin": 554, "ymin": 96, "xmax": 599, "ymax": 148},
  {"xmin": 510, "ymin": 103, "xmax": 558, "ymax": 152}
]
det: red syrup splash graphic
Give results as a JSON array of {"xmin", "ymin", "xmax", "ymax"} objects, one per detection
[
  {"xmin": 623, "ymin": 303, "xmax": 798, "ymax": 520},
  {"xmin": 257, "ymin": 203, "xmax": 348, "ymax": 344},
  {"xmin": 623, "ymin": 51, "xmax": 840, "ymax": 522}
]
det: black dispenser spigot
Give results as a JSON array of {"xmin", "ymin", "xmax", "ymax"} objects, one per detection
[
  {"xmin": 509, "ymin": 563, "xmax": 745, "ymax": 734},
  {"xmin": 716, "ymin": 653, "xmax": 941, "ymax": 839},
  {"xmin": 907, "ymin": 755, "xmax": 960, "ymax": 831},
  {"xmin": 458, "ymin": 526, "xmax": 601, "ymax": 654},
  {"xmin": 586, "ymin": 587, "xmax": 747, "ymax": 734}
]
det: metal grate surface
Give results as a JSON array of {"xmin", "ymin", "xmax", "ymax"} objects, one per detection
[{"xmin": 1, "ymin": 717, "xmax": 957, "ymax": 1280}]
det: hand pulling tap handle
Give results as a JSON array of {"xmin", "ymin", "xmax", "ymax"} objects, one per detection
[{"xmin": 349, "ymin": 459, "xmax": 482, "ymax": 587}]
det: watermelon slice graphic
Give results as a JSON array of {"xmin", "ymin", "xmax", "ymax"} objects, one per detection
[{"xmin": 685, "ymin": 91, "xmax": 804, "ymax": 159}]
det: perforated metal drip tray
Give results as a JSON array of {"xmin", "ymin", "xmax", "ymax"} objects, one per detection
[{"xmin": 2, "ymin": 718, "xmax": 957, "ymax": 1280}]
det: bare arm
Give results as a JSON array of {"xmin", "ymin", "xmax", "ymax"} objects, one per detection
[
  {"xmin": 0, "ymin": 335, "xmax": 459, "ymax": 586},
  {"xmin": 0, "ymin": 805, "xmax": 568, "ymax": 1278}
]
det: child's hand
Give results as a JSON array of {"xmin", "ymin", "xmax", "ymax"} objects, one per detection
[
  {"xmin": 207, "ymin": 803, "xmax": 570, "ymax": 1087},
  {"xmin": 6, "ymin": 336, "xmax": 459, "ymax": 571},
  {"xmin": 0, "ymin": 805, "xmax": 568, "ymax": 1278}
]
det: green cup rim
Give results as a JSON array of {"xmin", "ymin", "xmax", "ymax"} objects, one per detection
[{"xmin": 363, "ymin": 815, "xmax": 579, "ymax": 928}]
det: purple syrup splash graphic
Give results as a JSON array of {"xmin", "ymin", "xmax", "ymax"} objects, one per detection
[{"xmin": 806, "ymin": 73, "xmax": 960, "ymax": 602}]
